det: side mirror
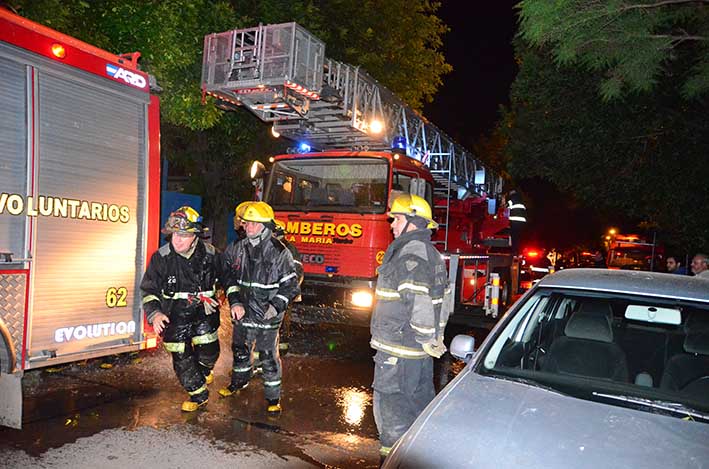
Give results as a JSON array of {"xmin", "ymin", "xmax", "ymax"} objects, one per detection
[{"xmin": 450, "ymin": 334, "xmax": 476, "ymax": 363}]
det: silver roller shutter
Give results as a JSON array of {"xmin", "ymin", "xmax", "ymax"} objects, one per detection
[
  {"xmin": 0, "ymin": 57, "xmax": 28, "ymax": 262},
  {"xmin": 0, "ymin": 57, "xmax": 29, "ymax": 371},
  {"xmin": 29, "ymin": 69, "xmax": 148, "ymax": 360}
]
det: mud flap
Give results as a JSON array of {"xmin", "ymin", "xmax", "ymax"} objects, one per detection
[{"xmin": 0, "ymin": 371, "xmax": 22, "ymax": 429}]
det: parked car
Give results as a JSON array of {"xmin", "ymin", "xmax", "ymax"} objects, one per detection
[{"xmin": 384, "ymin": 269, "xmax": 709, "ymax": 468}]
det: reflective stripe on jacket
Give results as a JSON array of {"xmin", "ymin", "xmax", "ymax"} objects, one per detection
[
  {"xmin": 140, "ymin": 240, "xmax": 220, "ymax": 323},
  {"xmin": 370, "ymin": 228, "xmax": 452, "ymax": 358},
  {"xmin": 222, "ymin": 230, "xmax": 300, "ymax": 325},
  {"xmin": 508, "ymin": 192, "xmax": 527, "ymax": 224}
]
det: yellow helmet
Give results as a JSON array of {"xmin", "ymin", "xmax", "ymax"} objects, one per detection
[
  {"xmin": 388, "ymin": 194, "xmax": 438, "ymax": 229},
  {"xmin": 239, "ymin": 201, "xmax": 275, "ymax": 223},
  {"xmin": 234, "ymin": 201, "xmax": 250, "ymax": 230},
  {"xmin": 162, "ymin": 206, "xmax": 207, "ymax": 234}
]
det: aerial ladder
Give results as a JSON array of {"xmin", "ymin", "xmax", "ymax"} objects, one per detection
[{"xmin": 201, "ymin": 22, "xmax": 511, "ymax": 319}]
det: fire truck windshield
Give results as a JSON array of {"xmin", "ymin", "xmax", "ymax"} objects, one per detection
[
  {"xmin": 608, "ymin": 248, "xmax": 657, "ymax": 270},
  {"xmin": 265, "ymin": 157, "xmax": 389, "ymax": 213}
]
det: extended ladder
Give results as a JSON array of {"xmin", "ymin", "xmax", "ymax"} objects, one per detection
[{"xmin": 201, "ymin": 22, "xmax": 502, "ymax": 198}]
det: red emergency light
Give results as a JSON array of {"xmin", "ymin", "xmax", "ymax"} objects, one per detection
[
  {"xmin": 51, "ymin": 42, "xmax": 66, "ymax": 59},
  {"xmin": 525, "ymin": 249, "xmax": 540, "ymax": 258}
]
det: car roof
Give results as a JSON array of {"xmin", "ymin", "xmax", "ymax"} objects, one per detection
[{"xmin": 538, "ymin": 268, "xmax": 709, "ymax": 303}]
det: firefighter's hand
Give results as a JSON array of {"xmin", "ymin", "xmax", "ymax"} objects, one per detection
[
  {"xmin": 231, "ymin": 304, "xmax": 246, "ymax": 321},
  {"xmin": 264, "ymin": 304, "xmax": 278, "ymax": 321},
  {"xmin": 423, "ymin": 339, "xmax": 447, "ymax": 358},
  {"xmin": 151, "ymin": 312, "xmax": 170, "ymax": 335},
  {"xmin": 202, "ymin": 297, "xmax": 218, "ymax": 316}
]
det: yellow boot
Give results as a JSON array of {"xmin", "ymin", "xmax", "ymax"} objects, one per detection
[
  {"xmin": 204, "ymin": 371, "xmax": 214, "ymax": 385},
  {"xmin": 181, "ymin": 389, "xmax": 208, "ymax": 412},
  {"xmin": 218, "ymin": 381, "xmax": 248, "ymax": 397},
  {"xmin": 266, "ymin": 398, "xmax": 282, "ymax": 413}
]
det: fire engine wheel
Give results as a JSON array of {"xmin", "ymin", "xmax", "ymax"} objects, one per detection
[{"xmin": 0, "ymin": 325, "xmax": 15, "ymax": 374}]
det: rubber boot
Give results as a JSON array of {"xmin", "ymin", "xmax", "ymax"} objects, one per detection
[
  {"xmin": 266, "ymin": 398, "xmax": 281, "ymax": 413},
  {"xmin": 218, "ymin": 380, "xmax": 248, "ymax": 397},
  {"xmin": 204, "ymin": 371, "xmax": 214, "ymax": 385},
  {"xmin": 181, "ymin": 390, "xmax": 208, "ymax": 412}
]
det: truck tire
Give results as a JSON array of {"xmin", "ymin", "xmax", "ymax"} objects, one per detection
[{"xmin": 0, "ymin": 326, "xmax": 15, "ymax": 374}]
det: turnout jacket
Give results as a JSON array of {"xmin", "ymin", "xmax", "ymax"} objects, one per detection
[
  {"xmin": 370, "ymin": 228, "xmax": 453, "ymax": 358},
  {"xmin": 222, "ymin": 230, "xmax": 300, "ymax": 326},
  {"xmin": 140, "ymin": 240, "xmax": 220, "ymax": 323}
]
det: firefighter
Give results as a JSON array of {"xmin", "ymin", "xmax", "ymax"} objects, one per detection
[
  {"xmin": 506, "ymin": 189, "xmax": 527, "ymax": 255},
  {"xmin": 370, "ymin": 194, "xmax": 453, "ymax": 460},
  {"xmin": 140, "ymin": 206, "xmax": 221, "ymax": 412},
  {"xmin": 219, "ymin": 201, "xmax": 300, "ymax": 412}
]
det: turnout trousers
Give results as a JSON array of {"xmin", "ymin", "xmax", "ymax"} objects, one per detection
[
  {"xmin": 230, "ymin": 323, "xmax": 282, "ymax": 400},
  {"xmin": 162, "ymin": 308, "xmax": 220, "ymax": 398},
  {"xmin": 372, "ymin": 350, "xmax": 435, "ymax": 457}
]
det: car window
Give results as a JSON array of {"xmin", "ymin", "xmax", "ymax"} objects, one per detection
[{"xmin": 480, "ymin": 289, "xmax": 709, "ymax": 421}]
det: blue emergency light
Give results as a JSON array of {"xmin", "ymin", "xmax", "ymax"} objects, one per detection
[
  {"xmin": 392, "ymin": 136, "xmax": 406, "ymax": 150},
  {"xmin": 298, "ymin": 142, "xmax": 311, "ymax": 153}
]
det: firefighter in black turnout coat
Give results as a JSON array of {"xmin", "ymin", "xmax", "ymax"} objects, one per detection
[
  {"xmin": 370, "ymin": 194, "xmax": 453, "ymax": 460},
  {"xmin": 219, "ymin": 201, "xmax": 300, "ymax": 412},
  {"xmin": 140, "ymin": 206, "xmax": 221, "ymax": 412}
]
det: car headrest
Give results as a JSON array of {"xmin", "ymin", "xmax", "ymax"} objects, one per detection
[
  {"xmin": 564, "ymin": 301, "xmax": 614, "ymax": 343},
  {"xmin": 684, "ymin": 314, "xmax": 709, "ymax": 355}
]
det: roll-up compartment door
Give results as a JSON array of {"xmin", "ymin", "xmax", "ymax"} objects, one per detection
[
  {"xmin": 0, "ymin": 56, "xmax": 29, "ymax": 372},
  {"xmin": 28, "ymin": 70, "xmax": 148, "ymax": 362}
]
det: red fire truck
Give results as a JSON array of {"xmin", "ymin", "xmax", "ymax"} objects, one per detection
[
  {"xmin": 606, "ymin": 233, "xmax": 664, "ymax": 272},
  {"xmin": 201, "ymin": 23, "xmax": 516, "ymax": 325},
  {"xmin": 0, "ymin": 9, "xmax": 161, "ymax": 428}
]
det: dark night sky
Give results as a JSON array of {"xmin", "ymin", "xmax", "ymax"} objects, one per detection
[
  {"xmin": 422, "ymin": 1, "xmax": 614, "ymax": 251},
  {"xmin": 423, "ymin": 1, "xmax": 518, "ymax": 143}
]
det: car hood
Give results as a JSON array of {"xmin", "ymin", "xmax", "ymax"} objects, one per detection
[{"xmin": 386, "ymin": 371, "xmax": 709, "ymax": 469}]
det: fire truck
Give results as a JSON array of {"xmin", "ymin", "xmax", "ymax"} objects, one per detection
[
  {"xmin": 606, "ymin": 233, "xmax": 664, "ymax": 271},
  {"xmin": 0, "ymin": 9, "xmax": 161, "ymax": 428},
  {"xmin": 201, "ymin": 23, "xmax": 516, "ymax": 325}
]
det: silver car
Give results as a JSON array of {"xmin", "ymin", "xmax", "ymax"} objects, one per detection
[{"xmin": 385, "ymin": 269, "xmax": 709, "ymax": 468}]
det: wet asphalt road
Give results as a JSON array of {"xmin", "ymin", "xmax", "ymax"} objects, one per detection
[{"xmin": 0, "ymin": 307, "xmax": 491, "ymax": 468}]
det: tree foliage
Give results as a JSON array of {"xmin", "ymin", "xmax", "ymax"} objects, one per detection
[
  {"xmin": 518, "ymin": 0, "xmax": 709, "ymax": 101},
  {"xmin": 8, "ymin": 0, "xmax": 451, "ymax": 246},
  {"xmin": 501, "ymin": 38, "xmax": 709, "ymax": 251},
  {"xmin": 313, "ymin": 0, "xmax": 451, "ymax": 111}
]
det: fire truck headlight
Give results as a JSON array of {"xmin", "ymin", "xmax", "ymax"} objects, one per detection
[{"xmin": 351, "ymin": 290, "xmax": 373, "ymax": 308}]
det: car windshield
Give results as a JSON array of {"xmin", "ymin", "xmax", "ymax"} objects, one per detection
[
  {"xmin": 265, "ymin": 157, "xmax": 389, "ymax": 214},
  {"xmin": 479, "ymin": 288, "xmax": 709, "ymax": 421}
]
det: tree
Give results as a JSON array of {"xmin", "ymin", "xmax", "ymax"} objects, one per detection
[
  {"xmin": 517, "ymin": 0, "xmax": 709, "ymax": 101},
  {"xmin": 500, "ymin": 37, "xmax": 709, "ymax": 251},
  {"xmin": 314, "ymin": 0, "xmax": 451, "ymax": 111},
  {"xmin": 9, "ymin": 0, "xmax": 451, "ymax": 246}
]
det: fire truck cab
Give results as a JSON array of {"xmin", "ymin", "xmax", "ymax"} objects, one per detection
[
  {"xmin": 607, "ymin": 233, "xmax": 664, "ymax": 272},
  {"xmin": 265, "ymin": 150, "xmax": 434, "ymax": 322},
  {"xmin": 202, "ymin": 22, "xmax": 516, "ymax": 324}
]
